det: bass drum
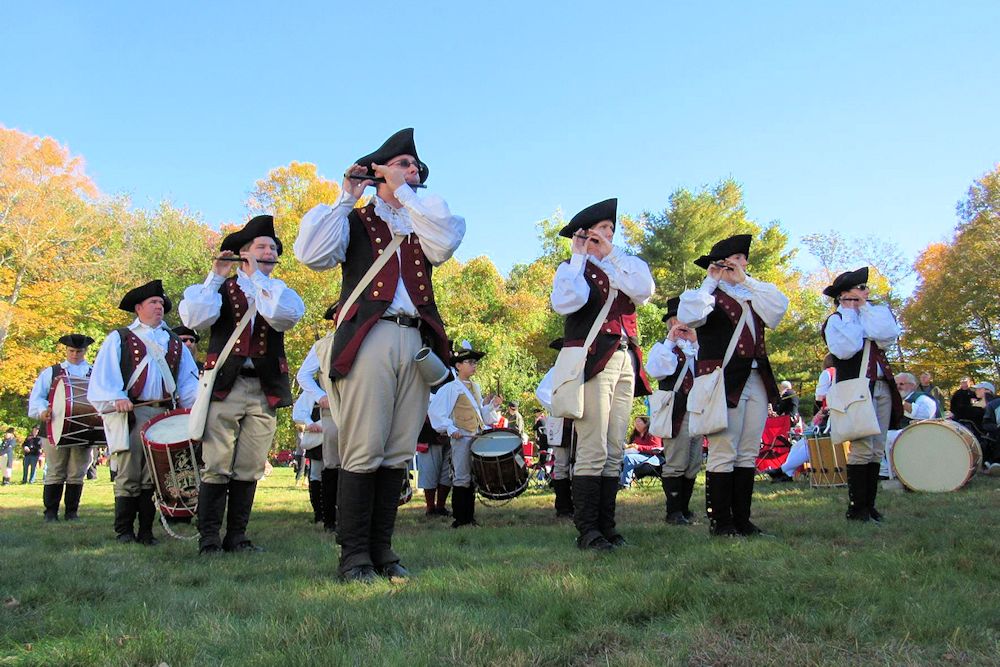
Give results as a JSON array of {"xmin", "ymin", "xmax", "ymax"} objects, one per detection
[
  {"xmin": 890, "ymin": 420, "xmax": 982, "ymax": 492},
  {"xmin": 470, "ymin": 428, "xmax": 528, "ymax": 501},
  {"xmin": 47, "ymin": 375, "xmax": 106, "ymax": 448}
]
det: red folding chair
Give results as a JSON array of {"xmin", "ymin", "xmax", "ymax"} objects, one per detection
[{"xmin": 756, "ymin": 415, "xmax": 793, "ymax": 473}]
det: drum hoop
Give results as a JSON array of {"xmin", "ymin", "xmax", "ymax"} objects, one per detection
[
  {"xmin": 470, "ymin": 427, "xmax": 523, "ymax": 458},
  {"xmin": 140, "ymin": 408, "xmax": 194, "ymax": 445},
  {"xmin": 47, "ymin": 376, "xmax": 69, "ymax": 444},
  {"xmin": 891, "ymin": 420, "xmax": 977, "ymax": 491}
]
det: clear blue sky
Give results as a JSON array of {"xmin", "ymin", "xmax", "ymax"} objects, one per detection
[{"xmin": 4, "ymin": 2, "xmax": 998, "ymax": 287}]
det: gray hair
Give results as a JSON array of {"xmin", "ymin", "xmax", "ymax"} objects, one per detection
[
  {"xmin": 779, "ymin": 381, "xmax": 792, "ymax": 391},
  {"xmin": 896, "ymin": 372, "xmax": 917, "ymax": 385}
]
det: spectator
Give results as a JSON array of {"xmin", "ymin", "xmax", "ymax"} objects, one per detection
[
  {"xmin": 1, "ymin": 428, "xmax": 15, "ymax": 486},
  {"xmin": 505, "ymin": 401, "xmax": 527, "ymax": 443},
  {"xmin": 981, "ymin": 393, "xmax": 1000, "ymax": 475},
  {"xmin": 969, "ymin": 381, "xmax": 996, "ymax": 427},
  {"xmin": 772, "ymin": 381, "xmax": 800, "ymax": 424},
  {"xmin": 627, "ymin": 416, "xmax": 662, "ymax": 454},
  {"xmin": 621, "ymin": 417, "xmax": 663, "ymax": 488},
  {"xmin": 950, "ymin": 377, "xmax": 977, "ymax": 423},
  {"xmin": 917, "ymin": 372, "xmax": 945, "ymax": 418},
  {"xmin": 896, "ymin": 373, "xmax": 938, "ymax": 426},
  {"xmin": 21, "ymin": 426, "xmax": 43, "ymax": 484}
]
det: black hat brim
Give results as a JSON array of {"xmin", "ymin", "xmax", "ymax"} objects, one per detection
[
  {"xmin": 171, "ymin": 326, "xmax": 199, "ymax": 342},
  {"xmin": 823, "ymin": 267, "xmax": 870, "ymax": 298},
  {"xmin": 58, "ymin": 334, "xmax": 94, "ymax": 348},
  {"xmin": 451, "ymin": 350, "xmax": 486, "ymax": 366},
  {"xmin": 694, "ymin": 234, "xmax": 753, "ymax": 269},
  {"xmin": 355, "ymin": 128, "xmax": 429, "ymax": 184},
  {"xmin": 220, "ymin": 215, "xmax": 283, "ymax": 256},
  {"xmin": 559, "ymin": 198, "xmax": 618, "ymax": 238},
  {"xmin": 118, "ymin": 280, "xmax": 172, "ymax": 314}
]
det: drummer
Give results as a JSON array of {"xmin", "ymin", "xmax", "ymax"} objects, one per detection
[
  {"xmin": 428, "ymin": 341, "xmax": 500, "ymax": 528},
  {"xmin": 88, "ymin": 280, "xmax": 199, "ymax": 544},
  {"xmin": 28, "ymin": 333, "xmax": 96, "ymax": 522},
  {"xmin": 822, "ymin": 267, "xmax": 902, "ymax": 522}
]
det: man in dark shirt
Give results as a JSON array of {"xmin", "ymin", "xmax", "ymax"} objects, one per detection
[
  {"xmin": 950, "ymin": 377, "xmax": 976, "ymax": 423},
  {"xmin": 22, "ymin": 426, "xmax": 43, "ymax": 484}
]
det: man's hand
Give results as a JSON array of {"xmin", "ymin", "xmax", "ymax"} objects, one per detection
[
  {"xmin": 39, "ymin": 408, "xmax": 51, "ymax": 422},
  {"xmin": 586, "ymin": 230, "xmax": 613, "ymax": 259},
  {"xmin": 306, "ymin": 423, "xmax": 323, "ymax": 433},
  {"xmin": 318, "ymin": 396, "xmax": 330, "ymax": 409},
  {"xmin": 450, "ymin": 430, "xmax": 462, "ymax": 440},
  {"xmin": 372, "ymin": 162, "xmax": 407, "ymax": 191},
  {"xmin": 571, "ymin": 233, "xmax": 588, "ymax": 256},
  {"xmin": 114, "ymin": 399, "xmax": 134, "ymax": 413},
  {"xmin": 240, "ymin": 251, "xmax": 259, "ymax": 277},
  {"xmin": 342, "ymin": 163, "xmax": 372, "ymax": 199},
  {"xmin": 213, "ymin": 250, "xmax": 237, "ymax": 277},
  {"xmin": 667, "ymin": 323, "xmax": 695, "ymax": 343},
  {"xmin": 707, "ymin": 263, "xmax": 726, "ymax": 281},
  {"xmin": 722, "ymin": 260, "xmax": 747, "ymax": 284}
]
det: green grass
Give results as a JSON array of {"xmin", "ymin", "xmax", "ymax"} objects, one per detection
[{"xmin": 1, "ymin": 468, "xmax": 998, "ymax": 666}]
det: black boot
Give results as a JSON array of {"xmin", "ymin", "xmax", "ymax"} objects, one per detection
[
  {"xmin": 434, "ymin": 484, "xmax": 451, "ymax": 516},
  {"xmin": 223, "ymin": 480, "xmax": 261, "ymax": 552},
  {"xmin": 197, "ymin": 482, "xmax": 228, "ymax": 554},
  {"xmin": 572, "ymin": 476, "xmax": 612, "ymax": 550},
  {"xmin": 732, "ymin": 467, "xmax": 763, "ymax": 536},
  {"xmin": 371, "ymin": 467, "xmax": 409, "ymax": 580},
  {"xmin": 705, "ymin": 471, "xmax": 738, "ymax": 537},
  {"xmin": 337, "ymin": 470, "xmax": 377, "ymax": 582},
  {"xmin": 63, "ymin": 483, "xmax": 84, "ymax": 520},
  {"xmin": 43, "ymin": 483, "xmax": 63, "ymax": 522},
  {"xmin": 680, "ymin": 475, "xmax": 698, "ymax": 522},
  {"xmin": 450, "ymin": 485, "xmax": 476, "ymax": 528},
  {"xmin": 136, "ymin": 488, "xmax": 160, "ymax": 546},
  {"xmin": 598, "ymin": 477, "xmax": 625, "ymax": 547},
  {"xmin": 308, "ymin": 479, "xmax": 324, "ymax": 523},
  {"xmin": 867, "ymin": 462, "xmax": 884, "ymax": 522},
  {"xmin": 113, "ymin": 495, "xmax": 139, "ymax": 543},
  {"xmin": 661, "ymin": 476, "xmax": 689, "ymax": 525},
  {"xmin": 321, "ymin": 468, "xmax": 338, "ymax": 532},
  {"xmin": 845, "ymin": 464, "xmax": 871, "ymax": 522},
  {"xmin": 552, "ymin": 478, "xmax": 574, "ymax": 519}
]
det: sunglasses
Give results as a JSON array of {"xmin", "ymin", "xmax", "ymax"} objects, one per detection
[{"xmin": 179, "ymin": 337, "xmax": 197, "ymax": 344}]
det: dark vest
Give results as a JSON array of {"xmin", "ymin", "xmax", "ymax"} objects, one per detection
[
  {"xmin": 657, "ymin": 346, "xmax": 695, "ymax": 435},
  {"xmin": 115, "ymin": 328, "xmax": 183, "ymax": 401},
  {"xmin": 328, "ymin": 204, "xmax": 449, "ymax": 379},
  {"xmin": 203, "ymin": 276, "xmax": 292, "ymax": 409},
  {"xmin": 821, "ymin": 312, "xmax": 902, "ymax": 429},
  {"xmin": 693, "ymin": 288, "xmax": 778, "ymax": 408},
  {"xmin": 562, "ymin": 260, "xmax": 652, "ymax": 396}
]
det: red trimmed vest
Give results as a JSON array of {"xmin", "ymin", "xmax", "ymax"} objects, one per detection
[
  {"xmin": 115, "ymin": 328, "xmax": 183, "ymax": 401},
  {"xmin": 821, "ymin": 312, "xmax": 902, "ymax": 429},
  {"xmin": 328, "ymin": 203, "xmax": 449, "ymax": 379},
  {"xmin": 657, "ymin": 346, "xmax": 695, "ymax": 435},
  {"xmin": 562, "ymin": 260, "xmax": 652, "ymax": 397},
  {"xmin": 203, "ymin": 276, "xmax": 292, "ymax": 409},
  {"xmin": 692, "ymin": 289, "xmax": 779, "ymax": 408}
]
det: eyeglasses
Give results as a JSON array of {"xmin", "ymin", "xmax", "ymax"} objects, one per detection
[
  {"xmin": 387, "ymin": 158, "xmax": 421, "ymax": 170},
  {"xmin": 853, "ymin": 284, "xmax": 868, "ymax": 291},
  {"xmin": 179, "ymin": 337, "xmax": 197, "ymax": 344}
]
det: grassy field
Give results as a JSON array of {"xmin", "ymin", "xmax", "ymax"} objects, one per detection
[{"xmin": 1, "ymin": 467, "xmax": 998, "ymax": 666}]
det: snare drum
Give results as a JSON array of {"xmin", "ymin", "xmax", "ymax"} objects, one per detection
[
  {"xmin": 470, "ymin": 428, "xmax": 528, "ymax": 500},
  {"xmin": 47, "ymin": 375, "xmax": 106, "ymax": 448},
  {"xmin": 805, "ymin": 435, "xmax": 849, "ymax": 488},
  {"xmin": 141, "ymin": 409, "xmax": 201, "ymax": 518},
  {"xmin": 890, "ymin": 420, "xmax": 982, "ymax": 492}
]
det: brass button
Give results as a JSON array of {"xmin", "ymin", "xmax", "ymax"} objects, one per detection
[
  {"xmin": 591, "ymin": 274, "xmax": 597, "ymax": 279},
  {"xmin": 366, "ymin": 217, "xmax": 372, "ymax": 222},
  {"xmin": 378, "ymin": 249, "xmax": 384, "ymax": 255},
  {"xmin": 376, "ymin": 281, "xmax": 383, "ymax": 287},
  {"xmin": 415, "ymin": 260, "xmax": 421, "ymax": 265},
  {"xmin": 235, "ymin": 347, "xmax": 241, "ymax": 352},
  {"xmin": 373, "ymin": 291, "xmax": 379, "ymax": 297},
  {"xmin": 419, "ymin": 285, "xmax": 425, "ymax": 291},
  {"xmin": 423, "ymin": 296, "xmax": 429, "ymax": 302},
  {"xmin": 416, "ymin": 271, "xmax": 423, "ymax": 277},
  {"xmin": 375, "ymin": 238, "xmax": 381, "ymax": 243}
]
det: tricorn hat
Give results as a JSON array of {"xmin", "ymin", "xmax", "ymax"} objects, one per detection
[
  {"xmin": 58, "ymin": 333, "xmax": 94, "ymax": 349},
  {"xmin": 220, "ymin": 215, "xmax": 283, "ymax": 256},
  {"xmin": 694, "ymin": 234, "xmax": 753, "ymax": 269},
  {"xmin": 559, "ymin": 198, "xmax": 617, "ymax": 238},
  {"xmin": 451, "ymin": 340, "xmax": 486, "ymax": 366},
  {"xmin": 355, "ymin": 128, "xmax": 429, "ymax": 184},
  {"xmin": 119, "ymin": 280, "xmax": 172, "ymax": 314},
  {"xmin": 823, "ymin": 267, "xmax": 869, "ymax": 298},
  {"xmin": 171, "ymin": 325, "xmax": 200, "ymax": 342},
  {"xmin": 661, "ymin": 296, "xmax": 680, "ymax": 323}
]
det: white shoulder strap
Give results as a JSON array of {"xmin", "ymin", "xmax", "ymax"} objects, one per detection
[{"xmin": 336, "ymin": 235, "xmax": 406, "ymax": 328}]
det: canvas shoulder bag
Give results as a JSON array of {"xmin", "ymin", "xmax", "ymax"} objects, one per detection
[
  {"xmin": 649, "ymin": 352, "xmax": 690, "ymax": 439},
  {"xmin": 687, "ymin": 301, "xmax": 749, "ymax": 436},
  {"xmin": 826, "ymin": 339, "xmax": 881, "ymax": 445},
  {"xmin": 550, "ymin": 288, "xmax": 619, "ymax": 419}
]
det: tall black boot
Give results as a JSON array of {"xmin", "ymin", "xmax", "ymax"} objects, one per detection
[
  {"xmin": 572, "ymin": 476, "xmax": 612, "ymax": 550},
  {"xmin": 63, "ymin": 483, "xmax": 84, "ymax": 520},
  {"xmin": 223, "ymin": 480, "xmax": 261, "ymax": 552},
  {"xmin": 371, "ymin": 467, "xmax": 409, "ymax": 579},
  {"xmin": 867, "ymin": 462, "xmax": 884, "ymax": 522},
  {"xmin": 451, "ymin": 485, "xmax": 475, "ymax": 528},
  {"xmin": 845, "ymin": 464, "xmax": 870, "ymax": 521},
  {"xmin": 705, "ymin": 471, "xmax": 738, "ymax": 537},
  {"xmin": 732, "ymin": 467, "xmax": 763, "ymax": 536},
  {"xmin": 337, "ymin": 470, "xmax": 377, "ymax": 582},
  {"xmin": 197, "ymin": 482, "xmax": 228, "ymax": 554},
  {"xmin": 552, "ymin": 478, "xmax": 574, "ymax": 518},
  {"xmin": 136, "ymin": 488, "xmax": 160, "ymax": 546},
  {"xmin": 661, "ymin": 476, "xmax": 689, "ymax": 525},
  {"xmin": 113, "ymin": 495, "xmax": 139, "ymax": 542},
  {"xmin": 435, "ymin": 484, "xmax": 451, "ymax": 516},
  {"xmin": 598, "ymin": 477, "xmax": 625, "ymax": 546},
  {"xmin": 308, "ymin": 479, "xmax": 324, "ymax": 523},
  {"xmin": 321, "ymin": 468, "xmax": 338, "ymax": 532},
  {"xmin": 43, "ymin": 483, "xmax": 63, "ymax": 522},
  {"xmin": 680, "ymin": 475, "xmax": 698, "ymax": 522}
]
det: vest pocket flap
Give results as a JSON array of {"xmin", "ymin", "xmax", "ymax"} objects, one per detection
[{"xmin": 826, "ymin": 378, "xmax": 872, "ymax": 414}]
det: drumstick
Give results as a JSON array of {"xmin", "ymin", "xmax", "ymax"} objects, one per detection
[{"xmin": 73, "ymin": 399, "xmax": 175, "ymax": 419}]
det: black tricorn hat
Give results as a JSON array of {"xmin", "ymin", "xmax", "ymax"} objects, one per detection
[
  {"xmin": 661, "ymin": 297, "xmax": 680, "ymax": 323},
  {"xmin": 220, "ymin": 215, "xmax": 283, "ymax": 256},
  {"xmin": 548, "ymin": 337, "xmax": 564, "ymax": 351},
  {"xmin": 823, "ymin": 267, "xmax": 869, "ymax": 298},
  {"xmin": 559, "ymin": 198, "xmax": 618, "ymax": 238},
  {"xmin": 323, "ymin": 304, "xmax": 337, "ymax": 321},
  {"xmin": 119, "ymin": 280, "xmax": 172, "ymax": 314},
  {"xmin": 451, "ymin": 340, "xmax": 486, "ymax": 366},
  {"xmin": 171, "ymin": 325, "xmax": 199, "ymax": 342},
  {"xmin": 355, "ymin": 128, "xmax": 429, "ymax": 184},
  {"xmin": 694, "ymin": 234, "xmax": 753, "ymax": 269},
  {"xmin": 58, "ymin": 333, "xmax": 94, "ymax": 349}
]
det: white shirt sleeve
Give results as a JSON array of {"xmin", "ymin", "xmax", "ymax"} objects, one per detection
[
  {"xmin": 912, "ymin": 395, "xmax": 937, "ymax": 421},
  {"xmin": 858, "ymin": 303, "xmax": 901, "ymax": 349},
  {"xmin": 645, "ymin": 340, "xmax": 680, "ymax": 381},
  {"xmin": 292, "ymin": 191, "xmax": 357, "ymax": 270},
  {"xmin": 476, "ymin": 382, "xmax": 500, "ymax": 427},
  {"xmin": 550, "ymin": 254, "xmax": 590, "ymax": 315},
  {"xmin": 678, "ymin": 277, "xmax": 718, "ymax": 327},
  {"xmin": 292, "ymin": 393, "xmax": 317, "ymax": 425},
  {"xmin": 824, "ymin": 309, "xmax": 865, "ymax": 360},
  {"xmin": 87, "ymin": 331, "xmax": 128, "ymax": 412},
  {"xmin": 743, "ymin": 277, "xmax": 789, "ymax": 329},
  {"xmin": 176, "ymin": 345, "xmax": 200, "ymax": 409},
  {"xmin": 816, "ymin": 369, "xmax": 834, "ymax": 401},
  {"xmin": 246, "ymin": 272, "xmax": 305, "ymax": 332},
  {"xmin": 428, "ymin": 381, "xmax": 461, "ymax": 437},
  {"xmin": 535, "ymin": 368, "xmax": 554, "ymax": 411},
  {"xmin": 179, "ymin": 273, "xmax": 226, "ymax": 330},
  {"xmin": 27, "ymin": 367, "xmax": 55, "ymax": 419},
  {"xmin": 393, "ymin": 186, "xmax": 466, "ymax": 266},
  {"xmin": 604, "ymin": 247, "xmax": 655, "ymax": 306},
  {"xmin": 295, "ymin": 347, "xmax": 326, "ymax": 406}
]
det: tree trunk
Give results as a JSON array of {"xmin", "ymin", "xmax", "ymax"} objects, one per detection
[{"xmin": 0, "ymin": 266, "xmax": 26, "ymax": 359}]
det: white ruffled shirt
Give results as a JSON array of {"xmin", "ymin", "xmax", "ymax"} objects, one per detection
[
  {"xmin": 645, "ymin": 338, "xmax": 699, "ymax": 381},
  {"xmin": 428, "ymin": 378, "xmax": 500, "ymax": 437},
  {"xmin": 550, "ymin": 249, "xmax": 655, "ymax": 315},
  {"xmin": 293, "ymin": 187, "xmax": 466, "ymax": 317},
  {"xmin": 677, "ymin": 276, "xmax": 788, "ymax": 330},
  {"xmin": 295, "ymin": 343, "xmax": 327, "ymax": 408},
  {"xmin": 824, "ymin": 303, "xmax": 899, "ymax": 379},
  {"xmin": 179, "ymin": 268, "xmax": 304, "ymax": 334}
]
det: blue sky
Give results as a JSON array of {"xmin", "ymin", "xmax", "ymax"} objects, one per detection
[{"xmin": 4, "ymin": 2, "xmax": 998, "ymax": 289}]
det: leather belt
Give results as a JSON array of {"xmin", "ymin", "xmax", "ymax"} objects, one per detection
[
  {"xmin": 380, "ymin": 314, "xmax": 421, "ymax": 328},
  {"xmin": 239, "ymin": 368, "xmax": 259, "ymax": 378}
]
